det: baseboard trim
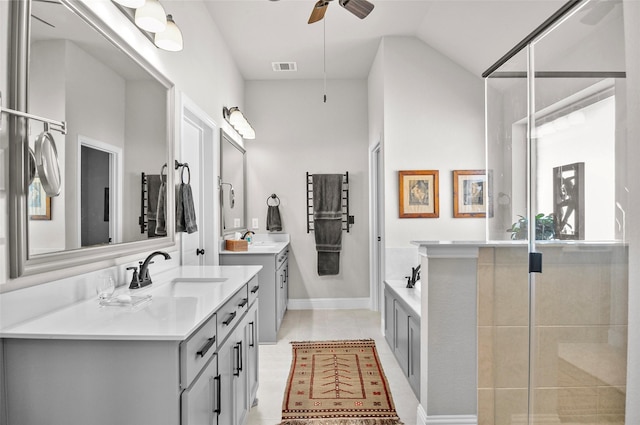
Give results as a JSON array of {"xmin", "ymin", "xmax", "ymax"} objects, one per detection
[
  {"xmin": 416, "ymin": 408, "xmax": 477, "ymax": 425},
  {"xmin": 287, "ymin": 298, "xmax": 371, "ymax": 310}
]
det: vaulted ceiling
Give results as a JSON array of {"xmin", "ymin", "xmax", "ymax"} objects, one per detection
[{"xmin": 203, "ymin": 0, "xmax": 568, "ymax": 81}]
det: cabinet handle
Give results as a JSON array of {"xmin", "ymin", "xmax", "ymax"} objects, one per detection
[
  {"xmin": 250, "ymin": 285, "xmax": 259, "ymax": 294},
  {"xmin": 249, "ymin": 322, "xmax": 255, "ymax": 347},
  {"xmin": 197, "ymin": 336, "xmax": 216, "ymax": 358},
  {"xmin": 238, "ymin": 298, "xmax": 248, "ymax": 308},
  {"xmin": 223, "ymin": 311, "xmax": 236, "ymax": 326},
  {"xmin": 233, "ymin": 343, "xmax": 240, "ymax": 376},
  {"xmin": 238, "ymin": 340, "xmax": 243, "ymax": 372},
  {"xmin": 213, "ymin": 375, "xmax": 221, "ymax": 415},
  {"xmin": 280, "ymin": 275, "xmax": 284, "ymax": 289}
]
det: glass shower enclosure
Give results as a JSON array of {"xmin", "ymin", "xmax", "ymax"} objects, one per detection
[{"xmin": 482, "ymin": 0, "xmax": 628, "ymax": 424}]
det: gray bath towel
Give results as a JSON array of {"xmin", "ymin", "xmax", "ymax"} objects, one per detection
[
  {"xmin": 176, "ymin": 183, "xmax": 198, "ymax": 234},
  {"xmin": 313, "ymin": 174, "xmax": 343, "ymax": 276},
  {"xmin": 154, "ymin": 176, "xmax": 167, "ymax": 237},
  {"xmin": 266, "ymin": 205, "xmax": 282, "ymax": 232}
]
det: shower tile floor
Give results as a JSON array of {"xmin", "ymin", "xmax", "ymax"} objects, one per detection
[{"xmin": 247, "ymin": 309, "xmax": 419, "ymax": 425}]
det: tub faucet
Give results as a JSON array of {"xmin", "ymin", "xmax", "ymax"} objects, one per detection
[
  {"xmin": 405, "ymin": 264, "xmax": 421, "ymax": 288},
  {"xmin": 129, "ymin": 251, "xmax": 171, "ymax": 289}
]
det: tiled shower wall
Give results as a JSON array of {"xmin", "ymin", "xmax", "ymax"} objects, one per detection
[{"xmin": 478, "ymin": 245, "xmax": 628, "ymax": 425}]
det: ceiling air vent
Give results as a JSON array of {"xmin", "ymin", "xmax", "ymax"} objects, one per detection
[{"xmin": 272, "ymin": 62, "xmax": 297, "ymax": 72}]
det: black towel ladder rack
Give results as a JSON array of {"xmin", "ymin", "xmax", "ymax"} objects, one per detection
[{"xmin": 306, "ymin": 172, "xmax": 353, "ymax": 233}]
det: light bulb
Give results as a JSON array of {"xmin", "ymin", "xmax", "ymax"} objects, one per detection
[
  {"xmin": 135, "ymin": 0, "xmax": 167, "ymax": 33},
  {"xmin": 154, "ymin": 15, "xmax": 183, "ymax": 51}
]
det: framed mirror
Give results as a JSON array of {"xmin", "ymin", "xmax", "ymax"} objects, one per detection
[
  {"xmin": 8, "ymin": 0, "xmax": 175, "ymax": 278},
  {"xmin": 220, "ymin": 130, "xmax": 246, "ymax": 236}
]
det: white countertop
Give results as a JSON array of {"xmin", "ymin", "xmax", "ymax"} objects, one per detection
[
  {"xmin": 0, "ymin": 265, "xmax": 261, "ymax": 341},
  {"xmin": 385, "ymin": 279, "xmax": 421, "ymax": 317},
  {"xmin": 219, "ymin": 240, "xmax": 289, "ymax": 255}
]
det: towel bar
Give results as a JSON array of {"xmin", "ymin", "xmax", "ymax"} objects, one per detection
[{"xmin": 306, "ymin": 172, "xmax": 352, "ymax": 233}]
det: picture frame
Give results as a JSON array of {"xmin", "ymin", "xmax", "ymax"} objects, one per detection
[
  {"xmin": 453, "ymin": 170, "xmax": 489, "ymax": 218},
  {"xmin": 29, "ymin": 176, "xmax": 51, "ymax": 220},
  {"xmin": 553, "ymin": 162, "xmax": 584, "ymax": 240},
  {"xmin": 398, "ymin": 170, "xmax": 439, "ymax": 218}
]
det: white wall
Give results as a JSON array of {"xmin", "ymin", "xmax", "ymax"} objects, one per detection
[{"xmin": 244, "ymin": 79, "xmax": 370, "ymax": 302}]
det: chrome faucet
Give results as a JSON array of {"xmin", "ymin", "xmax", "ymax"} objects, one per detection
[{"xmin": 128, "ymin": 251, "xmax": 171, "ymax": 289}]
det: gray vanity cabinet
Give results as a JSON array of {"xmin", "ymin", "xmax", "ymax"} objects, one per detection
[
  {"xmin": 384, "ymin": 282, "xmax": 421, "ymax": 398},
  {"xmin": 181, "ymin": 354, "xmax": 220, "ymax": 425},
  {"xmin": 221, "ymin": 245, "xmax": 289, "ymax": 344}
]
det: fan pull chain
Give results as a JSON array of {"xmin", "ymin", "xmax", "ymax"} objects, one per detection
[{"xmin": 323, "ymin": 18, "xmax": 327, "ymax": 103}]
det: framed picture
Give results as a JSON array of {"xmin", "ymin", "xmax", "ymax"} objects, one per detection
[
  {"xmin": 453, "ymin": 170, "xmax": 489, "ymax": 218},
  {"xmin": 398, "ymin": 170, "xmax": 439, "ymax": 218},
  {"xmin": 553, "ymin": 162, "xmax": 584, "ymax": 240},
  {"xmin": 29, "ymin": 176, "xmax": 51, "ymax": 220}
]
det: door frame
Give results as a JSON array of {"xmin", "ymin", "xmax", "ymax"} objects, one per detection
[
  {"xmin": 180, "ymin": 93, "xmax": 219, "ymax": 265},
  {"xmin": 369, "ymin": 141, "xmax": 384, "ymax": 312},
  {"xmin": 76, "ymin": 135, "xmax": 122, "ymax": 247}
]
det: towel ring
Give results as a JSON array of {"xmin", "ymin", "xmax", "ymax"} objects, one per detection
[
  {"xmin": 181, "ymin": 163, "xmax": 190, "ymax": 185},
  {"xmin": 267, "ymin": 193, "xmax": 280, "ymax": 206}
]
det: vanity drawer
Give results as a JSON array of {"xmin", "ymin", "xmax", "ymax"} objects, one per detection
[
  {"xmin": 180, "ymin": 313, "xmax": 217, "ymax": 389},
  {"xmin": 248, "ymin": 276, "xmax": 259, "ymax": 307},
  {"xmin": 217, "ymin": 285, "xmax": 249, "ymax": 345}
]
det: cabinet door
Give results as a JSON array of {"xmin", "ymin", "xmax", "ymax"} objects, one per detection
[
  {"xmin": 217, "ymin": 338, "xmax": 234, "ymax": 425},
  {"xmin": 383, "ymin": 289, "xmax": 394, "ymax": 349},
  {"xmin": 393, "ymin": 300, "xmax": 410, "ymax": 374},
  {"xmin": 181, "ymin": 354, "xmax": 219, "ymax": 425},
  {"xmin": 276, "ymin": 265, "xmax": 286, "ymax": 329},
  {"xmin": 247, "ymin": 303, "xmax": 260, "ymax": 406},
  {"xmin": 408, "ymin": 315, "xmax": 421, "ymax": 398},
  {"xmin": 233, "ymin": 322, "xmax": 250, "ymax": 425}
]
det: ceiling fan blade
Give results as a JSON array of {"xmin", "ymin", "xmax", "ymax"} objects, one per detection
[
  {"xmin": 308, "ymin": 1, "xmax": 330, "ymax": 24},
  {"xmin": 338, "ymin": 0, "xmax": 374, "ymax": 19}
]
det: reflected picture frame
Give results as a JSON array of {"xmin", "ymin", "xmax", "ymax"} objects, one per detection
[
  {"xmin": 453, "ymin": 170, "xmax": 490, "ymax": 218},
  {"xmin": 29, "ymin": 176, "xmax": 51, "ymax": 220},
  {"xmin": 399, "ymin": 170, "xmax": 439, "ymax": 218}
]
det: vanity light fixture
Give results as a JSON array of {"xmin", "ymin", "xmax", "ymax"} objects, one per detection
[
  {"xmin": 154, "ymin": 15, "xmax": 183, "ymax": 51},
  {"xmin": 134, "ymin": 0, "xmax": 167, "ymax": 33},
  {"xmin": 222, "ymin": 107, "xmax": 256, "ymax": 140},
  {"xmin": 112, "ymin": 0, "xmax": 145, "ymax": 8}
]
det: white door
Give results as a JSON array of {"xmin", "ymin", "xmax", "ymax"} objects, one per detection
[{"xmin": 181, "ymin": 96, "xmax": 219, "ymax": 265}]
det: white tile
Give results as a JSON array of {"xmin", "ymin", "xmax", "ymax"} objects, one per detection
[{"xmin": 247, "ymin": 309, "xmax": 419, "ymax": 425}]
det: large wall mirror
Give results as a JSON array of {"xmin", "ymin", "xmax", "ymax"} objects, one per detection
[
  {"xmin": 220, "ymin": 130, "xmax": 246, "ymax": 236},
  {"xmin": 8, "ymin": 0, "xmax": 175, "ymax": 279}
]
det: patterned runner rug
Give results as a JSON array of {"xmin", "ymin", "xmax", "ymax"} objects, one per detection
[{"xmin": 279, "ymin": 339, "xmax": 404, "ymax": 425}]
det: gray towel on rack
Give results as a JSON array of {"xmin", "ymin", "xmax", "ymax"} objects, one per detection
[
  {"xmin": 313, "ymin": 174, "xmax": 343, "ymax": 276},
  {"xmin": 266, "ymin": 205, "xmax": 282, "ymax": 232},
  {"xmin": 176, "ymin": 183, "xmax": 198, "ymax": 234},
  {"xmin": 154, "ymin": 176, "xmax": 167, "ymax": 236}
]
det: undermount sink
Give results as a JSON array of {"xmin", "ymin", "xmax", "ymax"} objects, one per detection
[
  {"xmin": 249, "ymin": 242, "xmax": 275, "ymax": 248},
  {"xmin": 145, "ymin": 277, "xmax": 228, "ymax": 297}
]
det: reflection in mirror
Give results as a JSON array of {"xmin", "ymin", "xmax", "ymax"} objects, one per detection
[
  {"xmin": 27, "ymin": 0, "xmax": 170, "ymax": 255},
  {"xmin": 220, "ymin": 130, "xmax": 246, "ymax": 235}
]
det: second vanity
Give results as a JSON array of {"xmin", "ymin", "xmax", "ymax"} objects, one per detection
[{"xmin": 0, "ymin": 265, "xmax": 261, "ymax": 425}]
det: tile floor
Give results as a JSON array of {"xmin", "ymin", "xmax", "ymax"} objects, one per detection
[{"xmin": 246, "ymin": 309, "xmax": 419, "ymax": 425}]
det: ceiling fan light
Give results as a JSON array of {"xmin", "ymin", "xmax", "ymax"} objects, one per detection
[
  {"xmin": 339, "ymin": 0, "xmax": 374, "ymax": 19},
  {"xmin": 113, "ymin": 0, "xmax": 145, "ymax": 8},
  {"xmin": 135, "ymin": 0, "xmax": 167, "ymax": 33},
  {"xmin": 154, "ymin": 15, "xmax": 183, "ymax": 51}
]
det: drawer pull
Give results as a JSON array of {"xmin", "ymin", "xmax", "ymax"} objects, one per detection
[
  {"xmin": 213, "ymin": 375, "xmax": 221, "ymax": 415},
  {"xmin": 197, "ymin": 336, "xmax": 215, "ymax": 358},
  {"xmin": 222, "ymin": 311, "xmax": 236, "ymax": 326},
  {"xmin": 233, "ymin": 343, "xmax": 240, "ymax": 376},
  {"xmin": 238, "ymin": 340, "xmax": 243, "ymax": 372},
  {"xmin": 238, "ymin": 298, "xmax": 248, "ymax": 308},
  {"xmin": 250, "ymin": 285, "xmax": 259, "ymax": 293}
]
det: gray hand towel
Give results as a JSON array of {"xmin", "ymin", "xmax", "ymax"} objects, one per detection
[
  {"xmin": 176, "ymin": 183, "xmax": 198, "ymax": 234},
  {"xmin": 266, "ymin": 205, "xmax": 282, "ymax": 232},
  {"xmin": 313, "ymin": 174, "xmax": 343, "ymax": 276},
  {"xmin": 154, "ymin": 177, "xmax": 167, "ymax": 236}
]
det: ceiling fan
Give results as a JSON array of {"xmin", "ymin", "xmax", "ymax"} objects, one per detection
[{"xmin": 308, "ymin": 0, "xmax": 374, "ymax": 24}]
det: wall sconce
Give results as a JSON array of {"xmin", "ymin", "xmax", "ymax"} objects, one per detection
[
  {"xmin": 222, "ymin": 107, "xmax": 256, "ymax": 140},
  {"xmin": 113, "ymin": 0, "xmax": 183, "ymax": 52}
]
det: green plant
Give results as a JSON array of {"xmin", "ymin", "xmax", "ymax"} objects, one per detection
[{"xmin": 507, "ymin": 213, "xmax": 556, "ymax": 240}]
